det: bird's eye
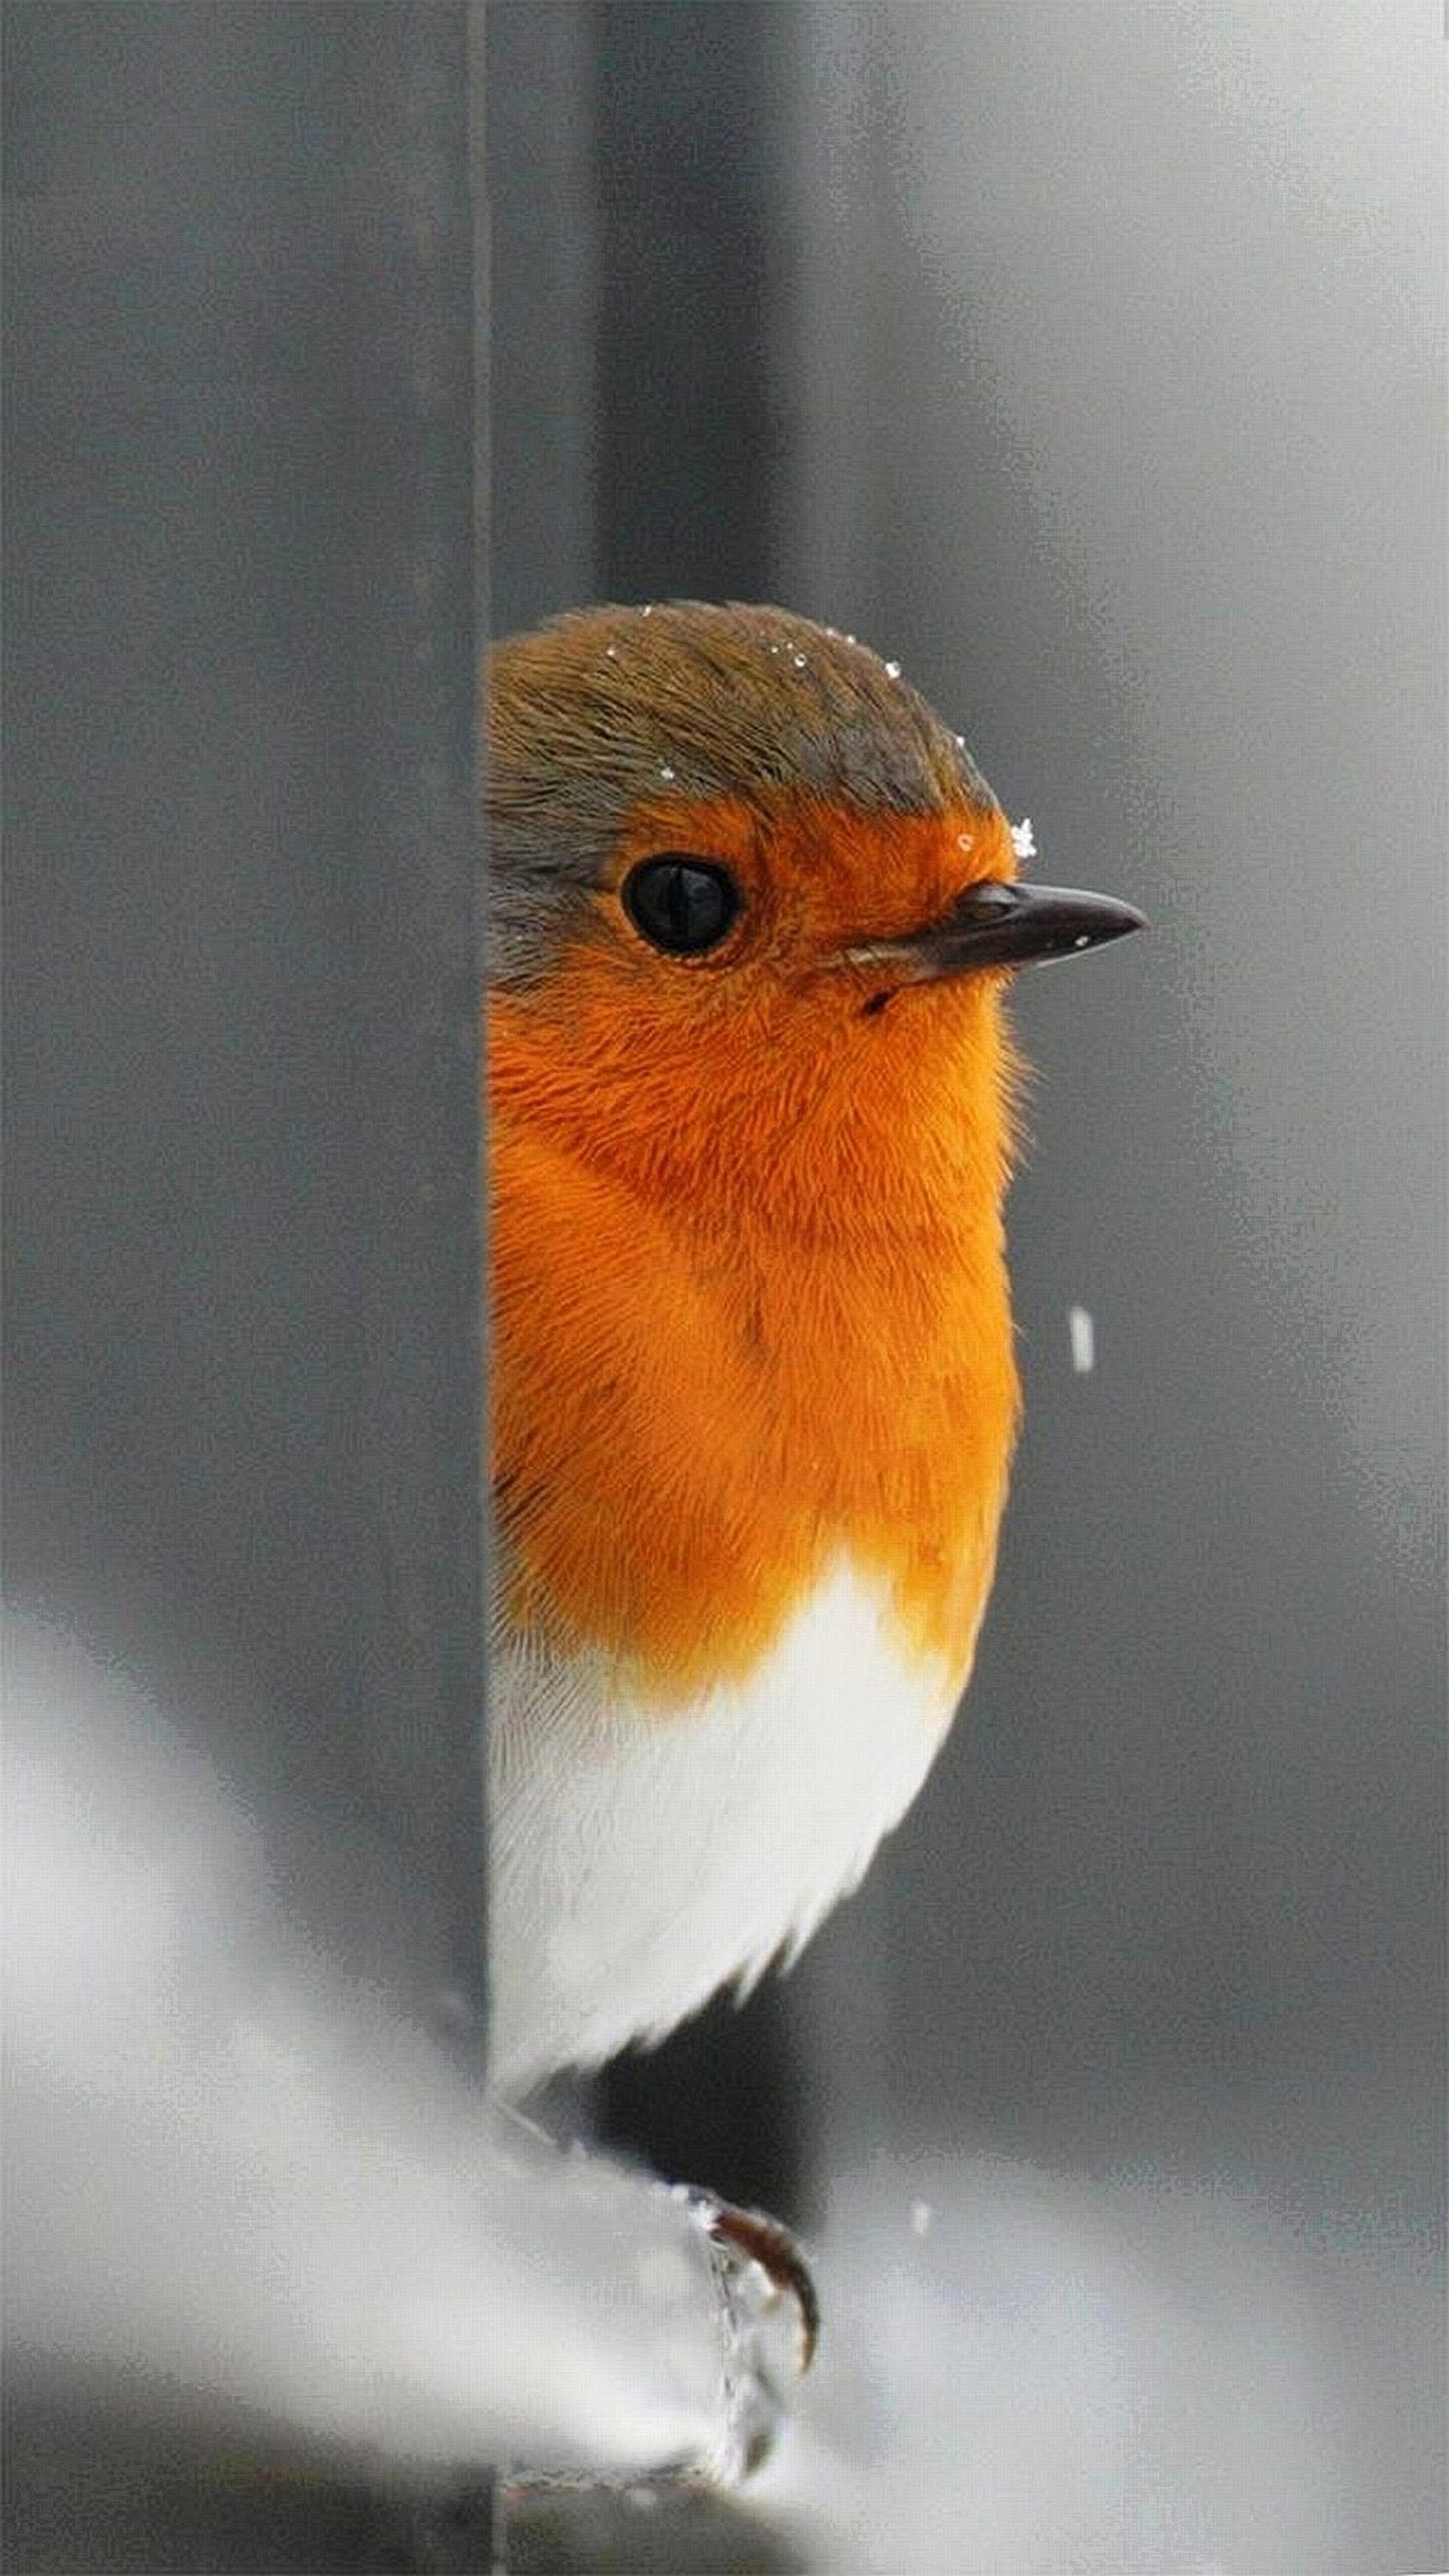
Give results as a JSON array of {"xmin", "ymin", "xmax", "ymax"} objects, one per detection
[{"xmin": 621, "ymin": 856, "xmax": 741, "ymax": 956}]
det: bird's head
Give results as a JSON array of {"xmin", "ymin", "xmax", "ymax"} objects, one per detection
[{"xmin": 487, "ymin": 602, "xmax": 1140, "ymax": 1236}]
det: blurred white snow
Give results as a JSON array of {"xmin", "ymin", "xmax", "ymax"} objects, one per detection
[
  {"xmin": 1, "ymin": 1615, "xmax": 738, "ymax": 2483},
  {"xmin": 759, "ymin": 2143, "xmax": 1439, "ymax": 2573}
]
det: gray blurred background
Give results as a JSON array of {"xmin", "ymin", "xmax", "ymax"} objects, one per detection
[{"xmin": 5, "ymin": 3, "xmax": 1444, "ymax": 2570}]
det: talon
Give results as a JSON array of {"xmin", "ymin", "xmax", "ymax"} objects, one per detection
[{"xmin": 681, "ymin": 2187, "xmax": 820, "ymax": 2373}]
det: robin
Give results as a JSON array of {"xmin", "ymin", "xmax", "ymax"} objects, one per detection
[{"xmin": 485, "ymin": 603, "xmax": 1141, "ymax": 2330}]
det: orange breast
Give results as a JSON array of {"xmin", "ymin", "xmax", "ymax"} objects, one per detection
[{"xmin": 489, "ymin": 925, "xmax": 1022, "ymax": 1710}]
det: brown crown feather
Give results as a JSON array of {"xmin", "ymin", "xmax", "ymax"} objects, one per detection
[{"xmin": 486, "ymin": 601, "xmax": 995, "ymax": 982}]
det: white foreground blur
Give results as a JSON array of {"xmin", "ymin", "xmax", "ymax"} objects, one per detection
[
  {"xmin": 758, "ymin": 2139, "xmax": 1438, "ymax": 2573},
  {"xmin": 1, "ymin": 1617, "xmax": 743, "ymax": 2484}
]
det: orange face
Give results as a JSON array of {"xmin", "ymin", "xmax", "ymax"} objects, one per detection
[
  {"xmin": 491, "ymin": 789, "xmax": 1024, "ymax": 1239},
  {"xmin": 489, "ymin": 789, "xmax": 1024, "ymax": 1707}
]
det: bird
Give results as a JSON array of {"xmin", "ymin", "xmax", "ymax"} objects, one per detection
[{"xmin": 485, "ymin": 601, "xmax": 1141, "ymax": 2116}]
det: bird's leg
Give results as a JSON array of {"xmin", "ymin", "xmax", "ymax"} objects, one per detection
[{"xmin": 673, "ymin": 2184, "xmax": 820, "ymax": 2375}]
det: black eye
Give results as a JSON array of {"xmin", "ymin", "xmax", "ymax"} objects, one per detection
[{"xmin": 621, "ymin": 856, "xmax": 741, "ymax": 956}]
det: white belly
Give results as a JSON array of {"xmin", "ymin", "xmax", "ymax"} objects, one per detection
[{"xmin": 487, "ymin": 1561, "xmax": 964, "ymax": 2095}]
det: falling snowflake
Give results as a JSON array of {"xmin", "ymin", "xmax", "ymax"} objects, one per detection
[{"xmin": 1069, "ymin": 1306, "xmax": 1096, "ymax": 1374}]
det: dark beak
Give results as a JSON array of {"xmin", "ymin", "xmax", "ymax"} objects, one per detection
[{"xmin": 853, "ymin": 879, "xmax": 1146, "ymax": 979}]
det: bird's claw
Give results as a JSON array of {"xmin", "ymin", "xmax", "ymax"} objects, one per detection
[{"xmin": 674, "ymin": 2185, "xmax": 820, "ymax": 2376}]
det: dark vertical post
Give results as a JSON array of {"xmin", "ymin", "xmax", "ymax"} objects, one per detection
[
  {"xmin": 592, "ymin": 0, "xmax": 779, "ymax": 606},
  {"xmin": 486, "ymin": 0, "xmax": 598, "ymax": 631},
  {"xmin": 581, "ymin": 0, "xmax": 811, "ymax": 2223}
]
